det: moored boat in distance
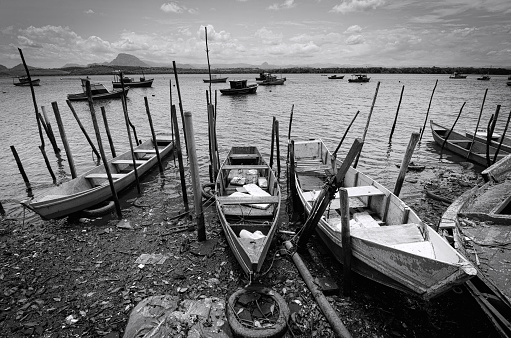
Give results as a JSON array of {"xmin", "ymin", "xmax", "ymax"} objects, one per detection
[
  {"xmin": 13, "ymin": 76, "xmax": 40, "ymax": 86},
  {"xmin": 67, "ymin": 78, "xmax": 129, "ymax": 101},
  {"xmin": 257, "ymin": 74, "xmax": 286, "ymax": 85},
  {"xmin": 112, "ymin": 72, "xmax": 153, "ymax": 88},
  {"xmin": 476, "ymin": 74, "xmax": 491, "ymax": 81},
  {"xmin": 348, "ymin": 74, "xmax": 370, "ymax": 83},
  {"xmin": 449, "ymin": 72, "xmax": 467, "ymax": 79},
  {"xmin": 21, "ymin": 135, "xmax": 174, "ymax": 220},
  {"xmin": 215, "ymin": 146, "xmax": 281, "ymax": 276},
  {"xmin": 291, "ymin": 138, "xmax": 476, "ymax": 299},
  {"xmin": 203, "ymin": 75, "xmax": 229, "ymax": 83},
  {"xmin": 220, "ymin": 80, "xmax": 258, "ymax": 95},
  {"xmin": 327, "ymin": 75, "xmax": 344, "ymax": 79}
]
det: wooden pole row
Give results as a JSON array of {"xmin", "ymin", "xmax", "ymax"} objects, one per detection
[
  {"xmin": 171, "ymin": 105, "xmax": 190, "ymax": 214},
  {"xmin": 172, "ymin": 61, "xmax": 188, "ymax": 158},
  {"xmin": 466, "ymin": 88, "xmax": 488, "ymax": 160}
]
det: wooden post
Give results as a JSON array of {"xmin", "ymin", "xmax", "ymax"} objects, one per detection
[
  {"xmin": 487, "ymin": 105, "xmax": 501, "ymax": 166},
  {"xmin": 205, "ymin": 27, "xmax": 213, "ymax": 104},
  {"xmin": 207, "ymin": 104, "xmax": 218, "ymax": 181},
  {"xmin": 52, "ymin": 102, "xmax": 77, "ymax": 179},
  {"xmin": 169, "ymin": 79, "xmax": 176, "ymax": 167},
  {"xmin": 172, "ymin": 61, "xmax": 188, "ymax": 157},
  {"xmin": 85, "ymin": 81, "xmax": 122, "ymax": 219},
  {"xmin": 0, "ymin": 200, "xmax": 4, "ymax": 216},
  {"xmin": 184, "ymin": 111, "xmax": 206, "ymax": 241},
  {"xmin": 333, "ymin": 110, "xmax": 360, "ymax": 157},
  {"xmin": 270, "ymin": 116, "xmax": 276, "ymax": 169},
  {"xmin": 389, "ymin": 85, "xmax": 405, "ymax": 142},
  {"xmin": 354, "ymin": 81, "xmax": 380, "ymax": 168},
  {"xmin": 339, "ymin": 188, "xmax": 351, "ymax": 296},
  {"xmin": 493, "ymin": 110, "xmax": 511, "ymax": 164},
  {"xmin": 118, "ymin": 72, "xmax": 140, "ymax": 145},
  {"xmin": 171, "ymin": 105, "xmax": 190, "ymax": 213},
  {"xmin": 393, "ymin": 132, "xmax": 420, "ymax": 197},
  {"xmin": 10, "ymin": 145, "xmax": 31, "ymax": 189},
  {"xmin": 419, "ymin": 80, "xmax": 438, "ymax": 142},
  {"xmin": 144, "ymin": 97, "xmax": 164, "ymax": 175},
  {"xmin": 467, "ymin": 88, "xmax": 488, "ymax": 159},
  {"xmin": 101, "ymin": 106, "xmax": 116, "ymax": 158},
  {"xmin": 36, "ymin": 112, "xmax": 58, "ymax": 155},
  {"xmin": 275, "ymin": 119, "xmax": 281, "ymax": 179},
  {"xmin": 440, "ymin": 102, "xmax": 466, "ymax": 158},
  {"xmin": 286, "ymin": 104, "xmax": 294, "ymax": 163},
  {"xmin": 66, "ymin": 100, "xmax": 101, "ymax": 160},
  {"xmin": 40, "ymin": 106, "xmax": 61, "ymax": 154}
]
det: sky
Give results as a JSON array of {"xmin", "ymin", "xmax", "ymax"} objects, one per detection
[{"xmin": 0, "ymin": 0, "xmax": 510, "ymax": 69}]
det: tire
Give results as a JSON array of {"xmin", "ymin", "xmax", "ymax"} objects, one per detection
[
  {"xmin": 226, "ymin": 286, "xmax": 289, "ymax": 338},
  {"xmin": 201, "ymin": 182, "xmax": 215, "ymax": 200},
  {"xmin": 80, "ymin": 200, "xmax": 115, "ymax": 218}
]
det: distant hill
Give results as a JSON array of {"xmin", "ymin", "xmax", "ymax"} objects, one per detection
[
  {"xmin": 109, "ymin": 53, "xmax": 149, "ymax": 67},
  {"xmin": 62, "ymin": 63, "xmax": 85, "ymax": 68}
]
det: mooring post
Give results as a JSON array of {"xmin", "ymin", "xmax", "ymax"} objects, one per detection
[
  {"xmin": 10, "ymin": 145, "xmax": 31, "ymax": 189},
  {"xmin": 52, "ymin": 101, "xmax": 77, "ymax": 179},
  {"xmin": 101, "ymin": 106, "xmax": 116, "ymax": 158},
  {"xmin": 441, "ymin": 102, "xmax": 466, "ymax": 159},
  {"xmin": 40, "ymin": 106, "xmax": 60, "ymax": 155},
  {"xmin": 467, "ymin": 88, "xmax": 488, "ymax": 159},
  {"xmin": 389, "ymin": 85, "xmax": 405, "ymax": 142},
  {"xmin": 493, "ymin": 109, "xmax": 511, "ymax": 164},
  {"xmin": 144, "ymin": 97, "xmax": 164, "ymax": 175},
  {"xmin": 419, "ymin": 80, "xmax": 438, "ymax": 142},
  {"xmin": 333, "ymin": 110, "xmax": 359, "ymax": 157},
  {"xmin": 171, "ymin": 105, "xmax": 190, "ymax": 214},
  {"xmin": 286, "ymin": 104, "xmax": 294, "ymax": 164},
  {"xmin": 270, "ymin": 116, "xmax": 276, "ymax": 169},
  {"xmin": 184, "ymin": 111, "xmax": 206, "ymax": 241},
  {"xmin": 66, "ymin": 100, "xmax": 101, "ymax": 160},
  {"xmin": 85, "ymin": 81, "xmax": 122, "ymax": 219},
  {"xmin": 0, "ymin": 200, "xmax": 5, "ymax": 216},
  {"xmin": 275, "ymin": 119, "xmax": 281, "ymax": 179},
  {"xmin": 394, "ymin": 132, "xmax": 420, "ymax": 197},
  {"xmin": 487, "ymin": 105, "xmax": 501, "ymax": 166},
  {"xmin": 354, "ymin": 81, "xmax": 380, "ymax": 168},
  {"xmin": 339, "ymin": 188, "xmax": 352, "ymax": 296},
  {"xmin": 169, "ymin": 79, "xmax": 176, "ymax": 167},
  {"xmin": 172, "ymin": 61, "xmax": 188, "ymax": 157},
  {"xmin": 207, "ymin": 104, "xmax": 218, "ymax": 181}
]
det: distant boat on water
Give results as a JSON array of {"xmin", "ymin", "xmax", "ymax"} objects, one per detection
[
  {"xmin": 112, "ymin": 72, "xmax": 153, "ymax": 88},
  {"xmin": 449, "ymin": 72, "xmax": 467, "ymax": 79},
  {"xmin": 13, "ymin": 76, "xmax": 40, "ymax": 86},
  {"xmin": 327, "ymin": 75, "xmax": 344, "ymax": 80},
  {"xmin": 348, "ymin": 74, "xmax": 370, "ymax": 83},
  {"xmin": 477, "ymin": 74, "xmax": 491, "ymax": 81},
  {"xmin": 203, "ymin": 75, "xmax": 229, "ymax": 83},
  {"xmin": 220, "ymin": 80, "xmax": 258, "ymax": 95},
  {"xmin": 67, "ymin": 78, "xmax": 129, "ymax": 101}
]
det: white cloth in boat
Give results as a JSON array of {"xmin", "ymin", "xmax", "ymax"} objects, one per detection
[
  {"xmin": 228, "ymin": 183, "xmax": 272, "ymax": 209},
  {"xmin": 228, "ymin": 169, "xmax": 259, "ymax": 186}
]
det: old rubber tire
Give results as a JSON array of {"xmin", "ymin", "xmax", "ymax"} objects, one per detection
[
  {"xmin": 201, "ymin": 182, "xmax": 215, "ymax": 200},
  {"xmin": 226, "ymin": 286, "xmax": 289, "ymax": 338},
  {"xmin": 80, "ymin": 200, "xmax": 115, "ymax": 218}
]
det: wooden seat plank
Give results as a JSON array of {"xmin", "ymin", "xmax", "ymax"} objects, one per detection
[
  {"xmin": 346, "ymin": 186, "xmax": 384, "ymax": 198},
  {"xmin": 217, "ymin": 196, "xmax": 280, "ymax": 205},
  {"xmin": 112, "ymin": 160, "xmax": 147, "ymax": 165},
  {"xmin": 222, "ymin": 165, "xmax": 268, "ymax": 170},
  {"xmin": 85, "ymin": 173, "xmax": 126, "ymax": 179},
  {"xmin": 350, "ymin": 223, "xmax": 424, "ymax": 245}
]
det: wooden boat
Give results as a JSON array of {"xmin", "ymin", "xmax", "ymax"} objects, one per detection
[
  {"xmin": 21, "ymin": 135, "xmax": 174, "ymax": 219},
  {"xmin": 68, "ymin": 78, "xmax": 129, "ymax": 101},
  {"xmin": 348, "ymin": 74, "xmax": 370, "ymax": 83},
  {"xmin": 439, "ymin": 155, "xmax": 511, "ymax": 337},
  {"xmin": 203, "ymin": 75, "xmax": 229, "ymax": 83},
  {"xmin": 220, "ymin": 80, "xmax": 258, "ymax": 95},
  {"xmin": 290, "ymin": 138, "xmax": 476, "ymax": 299},
  {"xmin": 465, "ymin": 129, "xmax": 511, "ymax": 153},
  {"xmin": 112, "ymin": 73, "xmax": 153, "ymax": 88},
  {"xmin": 328, "ymin": 75, "xmax": 344, "ymax": 79},
  {"xmin": 477, "ymin": 74, "xmax": 491, "ymax": 81},
  {"xmin": 449, "ymin": 72, "xmax": 467, "ymax": 79},
  {"xmin": 256, "ymin": 72, "xmax": 271, "ymax": 81},
  {"xmin": 257, "ymin": 74, "xmax": 286, "ymax": 85},
  {"xmin": 430, "ymin": 120, "xmax": 510, "ymax": 167},
  {"xmin": 215, "ymin": 146, "xmax": 281, "ymax": 276},
  {"xmin": 13, "ymin": 76, "xmax": 40, "ymax": 86}
]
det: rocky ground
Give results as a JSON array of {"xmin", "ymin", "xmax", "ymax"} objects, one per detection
[{"xmin": 0, "ymin": 159, "xmax": 500, "ymax": 338}]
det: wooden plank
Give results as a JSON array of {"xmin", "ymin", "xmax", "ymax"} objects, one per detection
[
  {"xmin": 222, "ymin": 165, "xmax": 268, "ymax": 170},
  {"xmin": 85, "ymin": 173, "xmax": 126, "ymax": 179},
  {"xmin": 350, "ymin": 223, "xmax": 423, "ymax": 245},
  {"xmin": 353, "ymin": 212, "xmax": 380, "ymax": 228},
  {"xmin": 346, "ymin": 186, "xmax": 384, "ymax": 198},
  {"xmin": 112, "ymin": 160, "xmax": 147, "ymax": 165},
  {"xmin": 228, "ymin": 154, "xmax": 260, "ymax": 159},
  {"xmin": 133, "ymin": 149, "xmax": 157, "ymax": 153},
  {"xmin": 217, "ymin": 196, "xmax": 280, "ymax": 205}
]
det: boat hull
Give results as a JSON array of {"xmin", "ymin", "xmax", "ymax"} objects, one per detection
[
  {"xmin": 23, "ymin": 136, "xmax": 174, "ymax": 219},
  {"xmin": 112, "ymin": 79, "xmax": 153, "ymax": 88},
  {"xmin": 67, "ymin": 87, "xmax": 130, "ymax": 101},
  {"xmin": 14, "ymin": 79, "xmax": 40, "ymax": 86},
  {"xmin": 220, "ymin": 84, "xmax": 258, "ymax": 95},
  {"xmin": 203, "ymin": 77, "xmax": 228, "ymax": 83},
  {"xmin": 291, "ymin": 139, "xmax": 476, "ymax": 299}
]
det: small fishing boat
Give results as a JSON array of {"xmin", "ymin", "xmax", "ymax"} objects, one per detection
[
  {"xmin": 449, "ymin": 72, "xmax": 467, "ymax": 79},
  {"xmin": 256, "ymin": 72, "xmax": 271, "ymax": 81},
  {"xmin": 328, "ymin": 75, "xmax": 344, "ymax": 80},
  {"xmin": 67, "ymin": 78, "xmax": 129, "ymax": 101},
  {"xmin": 430, "ymin": 120, "xmax": 510, "ymax": 167},
  {"xmin": 220, "ymin": 80, "xmax": 258, "ymax": 95},
  {"xmin": 439, "ymin": 155, "xmax": 511, "ymax": 337},
  {"xmin": 465, "ymin": 129, "xmax": 511, "ymax": 153},
  {"xmin": 112, "ymin": 73, "xmax": 153, "ymax": 88},
  {"xmin": 348, "ymin": 74, "xmax": 370, "ymax": 83},
  {"xmin": 21, "ymin": 135, "xmax": 174, "ymax": 219},
  {"xmin": 203, "ymin": 75, "xmax": 229, "ymax": 83},
  {"xmin": 13, "ymin": 76, "xmax": 40, "ymax": 86},
  {"xmin": 476, "ymin": 74, "xmax": 491, "ymax": 81},
  {"xmin": 215, "ymin": 146, "xmax": 281, "ymax": 276},
  {"xmin": 290, "ymin": 138, "xmax": 476, "ymax": 299},
  {"xmin": 257, "ymin": 74, "xmax": 286, "ymax": 85},
  {"xmin": 507, "ymin": 76, "xmax": 511, "ymax": 86}
]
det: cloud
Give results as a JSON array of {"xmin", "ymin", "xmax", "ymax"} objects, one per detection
[
  {"xmin": 198, "ymin": 25, "xmax": 231, "ymax": 42},
  {"xmin": 346, "ymin": 35, "xmax": 365, "ymax": 45},
  {"xmin": 331, "ymin": 0, "xmax": 385, "ymax": 13},
  {"xmin": 344, "ymin": 25, "xmax": 362, "ymax": 34},
  {"xmin": 160, "ymin": 2, "xmax": 198, "ymax": 14},
  {"xmin": 255, "ymin": 27, "xmax": 283, "ymax": 45},
  {"xmin": 267, "ymin": 0, "xmax": 296, "ymax": 11},
  {"xmin": 289, "ymin": 32, "xmax": 343, "ymax": 46},
  {"xmin": 84, "ymin": 9, "xmax": 94, "ymax": 15}
]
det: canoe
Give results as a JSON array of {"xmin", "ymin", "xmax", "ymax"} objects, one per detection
[
  {"xmin": 430, "ymin": 120, "xmax": 510, "ymax": 167},
  {"xmin": 67, "ymin": 80, "xmax": 130, "ymax": 101},
  {"xmin": 290, "ymin": 139, "xmax": 476, "ymax": 299},
  {"xmin": 21, "ymin": 135, "xmax": 174, "ymax": 219},
  {"xmin": 13, "ymin": 76, "xmax": 40, "ymax": 86},
  {"xmin": 328, "ymin": 75, "xmax": 344, "ymax": 79},
  {"xmin": 112, "ymin": 78, "xmax": 153, "ymax": 88},
  {"xmin": 438, "ymin": 155, "xmax": 511, "ymax": 336},
  {"xmin": 203, "ymin": 76, "xmax": 229, "ymax": 83},
  {"xmin": 215, "ymin": 146, "xmax": 281, "ymax": 277},
  {"xmin": 465, "ymin": 130, "xmax": 511, "ymax": 153}
]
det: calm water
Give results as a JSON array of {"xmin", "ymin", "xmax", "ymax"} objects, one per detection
[{"xmin": 1, "ymin": 73, "xmax": 510, "ymax": 218}]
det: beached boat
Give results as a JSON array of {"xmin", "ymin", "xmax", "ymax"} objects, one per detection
[
  {"xmin": 348, "ymin": 74, "xmax": 370, "ymax": 83},
  {"xmin": 290, "ymin": 138, "xmax": 476, "ymax": 299},
  {"xmin": 328, "ymin": 75, "xmax": 344, "ymax": 79},
  {"xmin": 215, "ymin": 146, "xmax": 281, "ymax": 276},
  {"xmin": 13, "ymin": 76, "xmax": 40, "ymax": 86},
  {"xmin": 257, "ymin": 74, "xmax": 286, "ymax": 85},
  {"xmin": 68, "ymin": 78, "xmax": 129, "ymax": 101},
  {"xmin": 21, "ymin": 135, "xmax": 174, "ymax": 219},
  {"xmin": 477, "ymin": 74, "xmax": 491, "ymax": 81},
  {"xmin": 220, "ymin": 80, "xmax": 258, "ymax": 95},
  {"xmin": 439, "ymin": 155, "xmax": 511, "ymax": 337},
  {"xmin": 465, "ymin": 129, "xmax": 511, "ymax": 153},
  {"xmin": 203, "ymin": 75, "xmax": 229, "ymax": 83},
  {"xmin": 430, "ymin": 120, "xmax": 510, "ymax": 167},
  {"xmin": 112, "ymin": 73, "xmax": 153, "ymax": 88},
  {"xmin": 449, "ymin": 72, "xmax": 467, "ymax": 79}
]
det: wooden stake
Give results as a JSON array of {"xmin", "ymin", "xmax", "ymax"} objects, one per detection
[
  {"xmin": 101, "ymin": 107, "xmax": 116, "ymax": 158},
  {"xmin": 171, "ymin": 105, "xmax": 190, "ymax": 213},
  {"xmin": 440, "ymin": 102, "xmax": 466, "ymax": 158},
  {"xmin": 169, "ymin": 79, "xmax": 176, "ymax": 167},
  {"xmin": 144, "ymin": 97, "xmax": 164, "ymax": 175},
  {"xmin": 205, "ymin": 27, "xmax": 213, "ymax": 104},
  {"xmin": 487, "ymin": 105, "xmax": 501, "ymax": 166},
  {"xmin": 184, "ymin": 111, "xmax": 206, "ymax": 241},
  {"xmin": 270, "ymin": 116, "xmax": 276, "ymax": 169},
  {"xmin": 467, "ymin": 88, "xmax": 488, "ymax": 159},
  {"xmin": 493, "ymin": 110, "xmax": 511, "ymax": 164},
  {"xmin": 333, "ymin": 110, "xmax": 359, "ymax": 157},
  {"xmin": 339, "ymin": 188, "xmax": 351, "ymax": 296},
  {"xmin": 52, "ymin": 101, "xmax": 77, "ymax": 179},
  {"xmin": 419, "ymin": 80, "xmax": 438, "ymax": 142},
  {"xmin": 172, "ymin": 61, "xmax": 188, "ymax": 157},
  {"xmin": 85, "ymin": 81, "xmax": 122, "ymax": 219},
  {"xmin": 275, "ymin": 119, "xmax": 281, "ymax": 179},
  {"xmin": 393, "ymin": 132, "xmax": 420, "ymax": 197},
  {"xmin": 10, "ymin": 145, "xmax": 31, "ymax": 189},
  {"xmin": 286, "ymin": 104, "xmax": 294, "ymax": 163},
  {"xmin": 40, "ymin": 106, "xmax": 61, "ymax": 154},
  {"xmin": 389, "ymin": 85, "xmax": 405, "ymax": 142},
  {"xmin": 66, "ymin": 100, "xmax": 101, "ymax": 160},
  {"xmin": 354, "ymin": 82, "xmax": 380, "ymax": 168}
]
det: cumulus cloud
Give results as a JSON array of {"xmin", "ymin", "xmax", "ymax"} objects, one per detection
[
  {"xmin": 84, "ymin": 9, "xmax": 94, "ymax": 15},
  {"xmin": 267, "ymin": 0, "xmax": 296, "ymax": 11},
  {"xmin": 344, "ymin": 25, "xmax": 362, "ymax": 34},
  {"xmin": 331, "ymin": 0, "xmax": 384, "ymax": 14},
  {"xmin": 198, "ymin": 25, "xmax": 230, "ymax": 42},
  {"xmin": 255, "ymin": 27, "xmax": 283, "ymax": 45},
  {"xmin": 346, "ymin": 34, "xmax": 365, "ymax": 45},
  {"xmin": 161, "ymin": 2, "xmax": 198, "ymax": 14},
  {"xmin": 289, "ymin": 32, "xmax": 342, "ymax": 46}
]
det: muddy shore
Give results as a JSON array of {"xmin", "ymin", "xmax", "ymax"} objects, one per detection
[{"xmin": 0, "ymin": 158, "xmax": 499, "ymax": 337}]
